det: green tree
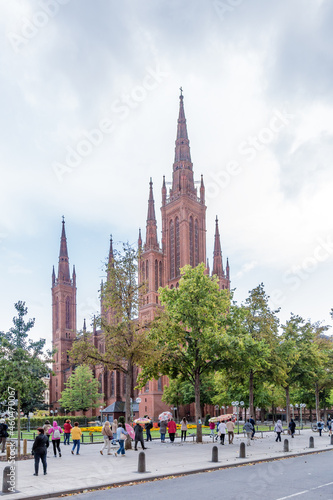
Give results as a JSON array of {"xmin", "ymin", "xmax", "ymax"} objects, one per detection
[
  {"xmin": 59, "ymin": 365, "xmax": 103, "ymax": 414},
  {"xmin": 138, "ymin": 263, "xmax": 232, "ymax": 443},
  {"xmin": 0, "ymin": 301, "xmax": 51, "ymax": 455},
  {"xmin": 69, "ymin": 243, "xmax": 151, "ymax": 426},
  {"xmin": 162, "ymin": 374, "xmax": 216, "ymax": 416}
]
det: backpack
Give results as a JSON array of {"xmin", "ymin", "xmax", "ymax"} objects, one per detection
[{"xmin": 53, "ymin": 428, "xmax": 61, "ymax": 439}]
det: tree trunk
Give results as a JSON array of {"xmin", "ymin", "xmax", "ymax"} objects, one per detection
[
  {"xmin": 17, "ymin": 389, "xmax": 21, "ymax": 457},
  {"xmin": 125, "ymin": 359, "xmax": 133, "ymax": 450},
  {"xmin": 260, "ymin": 407, "xmax": 265, "ymax": 423},
  {"xmin": 194, "ymin": 370, "xmax": 202, "ymax": 443},
  {"xmin": 285, "ymin": 385, "xmax": 290, "ymax": 423},
  {"xmin": 249, "ymin": 369, "xmax": 254, "ymax": 418},
  {"xmin": 315, "ymin": 382, "xmax": 320, "ymax": 421}
]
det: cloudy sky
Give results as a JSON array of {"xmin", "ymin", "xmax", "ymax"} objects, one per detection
[{"xmin": 1, "ymin": 0, "xmax": 333, "ymax": 347}]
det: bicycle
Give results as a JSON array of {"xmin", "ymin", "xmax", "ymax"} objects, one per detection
[{"xmin": 311, "ymin": 423, "xmax": 329, "ymax": 432}]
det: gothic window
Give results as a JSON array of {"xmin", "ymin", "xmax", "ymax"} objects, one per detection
[
  {"xmin": 146, "ymin": 260, "xmax": 149, "ymax": 283},
  {"xmin": 157, "ymin": 377, "xmax": 162, "ymax": 391},
  {"xmin": 141, "ymin": 262, "xmax": 145, "ymax": 281},
  {"xmin": 175, "ymin": 217, "xmax": 180, "ymax": 276},
  {"xmin": 65, "ymin": 296, "xmax": 71, "ymax": 329},
  {"xmin": 55, "ymin": 297, "xmax": 59, "ymax": 330},
  {"xmin": 98, "ymin": 374, "xmax": 102, "ymax": 394},
  {"xmin": 195, "ymin": 219, "xmax": 199, "ymax": 266},
  {"xmin": 189, "ymin": 216, "xmax": 194, "ymax": 267},
  {"xmin": 110, "ymin": 372, "xmax": 115, "ymax": 396},
  {"xmin": 155, "ymin": 259, "xmax": 158, "ymax": 291},
  {"xmin": 170, "ymin": 220, "xmax": 175, "ymax": 279},
  {"xmin": 159, "ymin": 261, "xmax": 162, "ymax": 287},
  {"xmin": 145, "ymin": 382, "xmax": 149, "ymax": 392}
]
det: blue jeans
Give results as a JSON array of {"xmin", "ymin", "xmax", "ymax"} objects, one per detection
[
  {"xmin": 116, "ymin": 439, "xmax": 125, "ymax": 455},
  {"xmin": 64, "ymin": 433, "xmax": 70, "ymax": 445},
  {"xmin": 160, "ymin": 433, "xmax": 165, "ymax": 442},
  {"xmin": 72, "ymin": 439, "xmax": 80, "ymax": 454}
]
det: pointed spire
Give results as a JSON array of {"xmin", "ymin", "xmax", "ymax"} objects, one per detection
[
  {"xmin": 72, "ymin": 265, "xmax": 76, "ymax": 287},
  {"xmin": 226, "ymin": 257, "xmax": 230, "ymax": 280},
  {"xmin": 108, "ymin": 235, "xmax": 114, "ymax": 267},
  {"xmin": 83, "ymin": 318, "xmax": 86, "ymax": 332},
  {"xmin": 200, "ymin": 174, "xmax": 205, "ymax": 204},
  {"xmin": 57, "ymin": 217, "xmax": 71, "ymax": 282},
  {"xmin": 162, "ymin": 175, "xmax": 167, "ymax": 206},
  {"xmin": 212, "ymin": 216, "xmax": 224, "ymax": 278},
  {"xmin": 145, "ymin": 179, "xmax": 158, "ymax": 250},
  {"xmin": 206, "ymin": 258, "xmax": 210, "ymax": 276},
  {"xmin": 138, "ymin": 228, "xmax": 142, "ymax": 249},
  {"xmin": 52, "ymin": 266, "xmax": 56, "ymax": 286},
  {"xmin": 172, "ymin": 90, "xmax": 194, "ymax": 194}
]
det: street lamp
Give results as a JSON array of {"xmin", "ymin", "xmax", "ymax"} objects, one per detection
[
  {"xmin": 300, "ymin": 404, "xmax": 306, "ymax": 429},
  {"xmin": 232, "ymin": 401, "xmax": 244, "ymax": 434}
]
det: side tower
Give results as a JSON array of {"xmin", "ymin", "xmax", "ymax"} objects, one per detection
[
  {"xmin": 161, "ymin": 90, "xmax": 206, "ymax": 287},
  {"xmin": 50, "ymin": 218, "xmax": 77, "ymax": 412},
  {"xmin": 212, "ymin": 216, "xmax": 230, "ymax": 290}
]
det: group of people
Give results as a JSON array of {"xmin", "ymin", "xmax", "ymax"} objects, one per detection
[{"xmin": 32, "ymin": 419, "xmax": 82, "ymax": 476}]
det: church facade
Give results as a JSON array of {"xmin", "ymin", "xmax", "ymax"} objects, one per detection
[{"xmin": 49, "ymin": 92, "xmax": 230, "ymax": 419}]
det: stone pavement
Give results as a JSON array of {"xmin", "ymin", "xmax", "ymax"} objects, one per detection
[{"xmin": 1, "ymin": 429, "xmax": 332, "ymax": 499}]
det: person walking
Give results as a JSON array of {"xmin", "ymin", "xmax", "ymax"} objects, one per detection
[
  {"xmin": 218, "ymin": 421, "xmax": 227, "ymax": 445},
  {"xmin": 226, "ymin": 418, "xmax": 235, "ymax": 444},
  {"xmin": 274, "ymin": 419, "xmax": 283, "ymax": 442},
  {"xmin": 100, "ymin": 421, "xmax": 113, "ymax": 455},
  {"xmin": 115, "ymin": 423, "xmax": 127, "ymax": 457},
  {"xmin": 32, "ymin": 427, "xmax": 49, "ymax": 476},
  {"xmin": 145, "ymin": 418, "xmax": 153, "ymax": 442},
  {"xmin": 134, "ymin": 423, "xmax": 146, "ymax": 451},
  {"xmin": 70, "ymin": 422, "xmax": 82, "ymax": 455},
  {"xmin": 243, "ymin": 420, "xmax": 253, "ymax": 446},
  {"xmin": 181, "ymin": 417, "xmax": 188, "ymax": 442},
  {"xmin": 167, "ymin": 418, "xmax": 177, "ymax": 443},
  {"xmin": 63, "ymin": 419, "xmax": 72, "ymax": 445},
  {"xmin": 159, "ymin": 420, "xmax": 167, "ymax": 443},
  {"xmin": 43, "ymin": 420, "xmax": 52, "ymax": 445},
  {"xmin": 0, "ymin": 418, "xmax": 9, "ymax": 453},
  {"xmin": 317, "ymin": 419, "xmax": 324, "ymax": 437},
  {"xmin": 327, "ymin": 416, "xmax": 331, "ymax": 435},
  {"xmin": 209, "ymin": 420, "xmax": 215, "ymax": 438},
  {"xmin": 48, "ymin": 421, "xmax": 63, "ymax": 457},
  {"xmin": 249, "ymin": 416, "xmax": 256, "ymax": 440},
  {"xmin": 288, "ymin": 418, "xmax": 296, "ymax": 438},
  {"xmin": 111, "ymin": 419, "xmax": 118, "ymax": 441}
]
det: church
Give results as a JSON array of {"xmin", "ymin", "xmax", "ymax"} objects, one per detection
[{"xmin": 49, "ymin": 91, "xmax": 230, "ymax": 420}]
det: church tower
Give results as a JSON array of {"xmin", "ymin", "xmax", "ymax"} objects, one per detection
[{"xmin": 50, "ymin": 218, "xmax": 77, "ymax": 412}]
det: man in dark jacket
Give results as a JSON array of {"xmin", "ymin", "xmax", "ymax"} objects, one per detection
[
  {"xmin": 145, "ymin": 418, "xmax": 153, "ymax": 441},
  {"xmin": 0, "ymin": 418, "xmax": 9, "ymax": 453},
  {"xmin": 249, "ymin": 416, "xmax": 256, "ymax": 440},
  {"xmin": 134, "ymin": 423, "xmax": 146, "ymax": 451},
  {"xmin": 289, "ymin": 418, "xmax": 296, "ymax": 438},
  {"xmin": 32, "ymin": 427, "xmax": 49, "ymax": 476}
]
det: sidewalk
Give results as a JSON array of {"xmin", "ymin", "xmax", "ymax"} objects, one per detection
[{"xmin": 2, "ymin": 429, "xmax": 333, "ymax": 499}]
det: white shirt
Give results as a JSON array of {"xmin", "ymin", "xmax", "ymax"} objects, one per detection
[{"xmin": 218, "ymin": 422, "xmax": 227, "ymax": 434}]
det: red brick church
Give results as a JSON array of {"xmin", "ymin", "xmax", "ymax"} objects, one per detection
[{"xmin": 50, "ymin": 91, "xmax": 230, "ymax": 420}]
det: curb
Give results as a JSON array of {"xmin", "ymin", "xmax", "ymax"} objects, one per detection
[{"xmin": 13, "ymin": 447, "xmax": 333, "ymax": 500}]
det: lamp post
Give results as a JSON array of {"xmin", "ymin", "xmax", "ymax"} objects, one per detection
[
  {"xmin": 214, "ymin": 405, "xmax": 219, "ymax": 417},
  {"xmin": 290, "ymin": 404, "xmax": 294, "ymax": 420},
  {"xmin": 232, "ymin": 401, "xmax": 244, "ymax": 434},
  {"xmin": 300, "ymin": 404, "xmax": 306, "ymax": 429},
  {"xmin": 295, "ymin": 404, "xmax": 299, "ymax": 422}
]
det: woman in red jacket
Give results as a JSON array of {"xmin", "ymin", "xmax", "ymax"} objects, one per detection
[
  {"xmin": 167, "ymin": 418, "xmax": 177, "ymax": 443},
  {"xmin": 63, "ymin": 419, "xmax": 72, "ymax": 445}
]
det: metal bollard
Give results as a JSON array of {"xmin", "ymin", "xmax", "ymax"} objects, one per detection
[
  {"xmin": 138, "ymin": 451, "xmax": 146, "ymax": 473},
  {"xmin": 283, "ymin": 439, "xmax": 289, "ymax": 452},
  {"xmin": 23, "ymin": 439, "xmax": 27, "ymax": 455},
  {"xmin": 309, "ymin": 436, "xmax": 314, "ymax": 448},
  {"xmin": 239, "ymin": 442, "xmax": 246, "ymax": 458},
  {"xmin": 330, "ymin": 435, "xmax": 333, "ymax": 445},
  {"xmin": 2, "ymin": 466, "xmax": 14, "ymax": 494},
  {"xmin": 212, "ymin": 445, "xmax": 218, "ymax": 463}
]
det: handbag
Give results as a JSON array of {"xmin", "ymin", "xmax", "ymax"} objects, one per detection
[{"xmin": 120, "ymin": 432, "xmax": 127, "ymax": 440}]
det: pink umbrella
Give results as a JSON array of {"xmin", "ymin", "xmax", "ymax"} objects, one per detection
[
  {"xmin": 134, "ymin": 417, "xmax": 151, "ymax": 424},
  {"xmin": 125, "ymin": 423, "xmax": 135, "ymax": 439},
  {"xmin": 158, "ymin": 411, "xmax": 172, "ymax": 421}
]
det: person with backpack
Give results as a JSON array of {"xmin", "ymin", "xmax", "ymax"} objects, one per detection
[
  {"xmin": 32, "ymin": 427, "xmax": 49, "ymax": 476},
  {"xmin": 145, "ymin": 418, "xmax": 153, "ymax": 442},
  {"xmin": 0, "ymin": 418, "xmax": 9, "ymax": 453},
  {"xmin": 288, "ymin": 418, "xmax": 296, "ymax": 438},
  {"xmin": 317, "ymin": 419, "xmax": 324, "ymax": 437},
  {"xmin": 48, "ymin": 421, "xmax": 63, "ymax": 457}
]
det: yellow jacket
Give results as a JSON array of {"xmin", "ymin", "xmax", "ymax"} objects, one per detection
[{"xmin": 71, "ymin": 427, "xmax": 82, "ymax": 440}]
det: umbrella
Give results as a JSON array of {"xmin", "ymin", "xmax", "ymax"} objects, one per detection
[
  {"xmin": 209, "ymin": 414, "xmax": 234, "ymax": 423},
  {"xmin": 125, "ymin": 423, "xmax": 135, "ymax": 439},
  {"xmin": 158, "ymin": 411, "xmax": 172, "ymax": 421},
  {"xmin": 134, "ymin": 417, "xmax": 151, "ymax": 424}
]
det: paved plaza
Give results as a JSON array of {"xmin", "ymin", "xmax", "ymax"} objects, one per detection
[{"xmin": 1, "ymin": 429, "xmax": 332, "ymax": 499}]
